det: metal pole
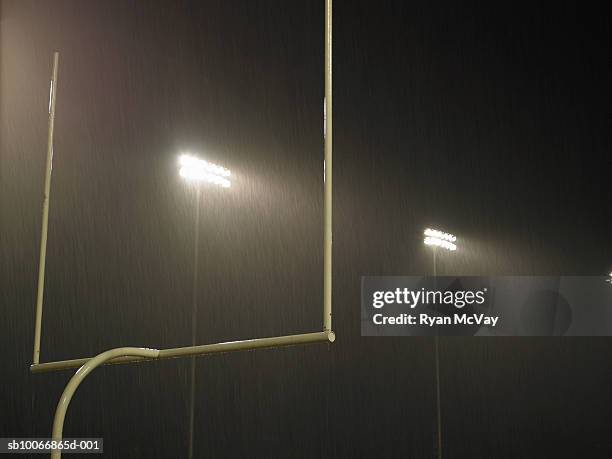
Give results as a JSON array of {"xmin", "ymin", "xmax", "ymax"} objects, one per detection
[
  {"xmin": 31, "ymin": 331, "xmax": 335, "ymax": 374},
  {"xmin": 323, "ymin": 0, "xmax": 333, "ymax": 332},
  {"xmin": 50, "ymin": 347, "xmax": 160, "ymax": 459},
  {"xmin": 434, "ymin": 336, "xmax": 442, "ymax": 459},
  {"xmin": 188, "ymin": 186, "xmax": 201, "ymax": 459},
  {"xmin": 33, "ymin": 51, "xmax": 59, "ymax": 365},
  {"xmin": 432, "ymin": 246, "xmax": 442, "ymax": 459},
  {"xmin": 432, "ymin": 248, "xmax": 437, "ymax": 278}
]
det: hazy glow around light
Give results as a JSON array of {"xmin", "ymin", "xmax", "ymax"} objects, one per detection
[{"xmin": 179, "ymin": 154, "xmax": 231, "ymax": 187}]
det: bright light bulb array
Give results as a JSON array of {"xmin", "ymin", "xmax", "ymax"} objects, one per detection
[
  {"xmin": 179, "ymin": 154, "xmax": 231, "ymax": 187},
  {"xmin": 424, "ymin": 228, "xmax": 456, "ymax": 242},
  {"xmin": 423, "ymin": 228, "xmax": 457, "ymax": 251},
  {"xmin": 424, "ymin": 236, "xmax": 457, "ymax": 251}
]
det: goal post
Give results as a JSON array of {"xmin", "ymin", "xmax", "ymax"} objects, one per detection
[{"xmin": 30, "ymin": 0, "xmax": 334, "ymax": 375}]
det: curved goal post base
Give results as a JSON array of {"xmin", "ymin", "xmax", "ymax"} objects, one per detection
[{"xmin": 51, "ymin": 347, "xmax": 160, "ymax": 459}]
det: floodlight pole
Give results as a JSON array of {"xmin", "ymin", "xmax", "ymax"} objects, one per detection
[
  {"xmin": 425, "ymin": 228, "xmax": 454, "ymax": 459},
  {"xmin": 188, "ymin": 185, "xmax": 201, "ymax": 459},
  {"xmin": 429, "ymin": 245, "xmax": 441, "ymax": 459},
  {"xmin": 33, "ymin": 51, "xmax": 59, "ymax": 365},
  {"xmin": 432, "ymin": 247, "xmax": 437, "ymax": 277}
]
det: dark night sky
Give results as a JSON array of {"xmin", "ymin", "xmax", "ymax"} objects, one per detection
[{"xmin": 1, "ymin": 1, "xmax": 611, "ymax": 458}]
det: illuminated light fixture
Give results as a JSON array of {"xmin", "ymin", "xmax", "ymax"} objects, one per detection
[
  {"xmin": 606, "ymin": 272, "xmax": 612, "ymax": 284},
  {"xmin": 424, "ymin": 228, "xmax": 456, "ymax": 242},
  {"xmin": 423, "ymin": 228, "xmax": 457, "ymax": 251},
  {"xmin": 179, "ymin": 154, "xmax": 231, "ymax": 187}
]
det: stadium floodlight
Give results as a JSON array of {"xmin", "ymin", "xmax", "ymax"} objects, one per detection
[
  {"xmin": 179, "ymin": 154, "xmax": 231, "ymax": 187},
  {"xmin": 424, "ymin": 227, "xmax": 457, "ymax": 251}
]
